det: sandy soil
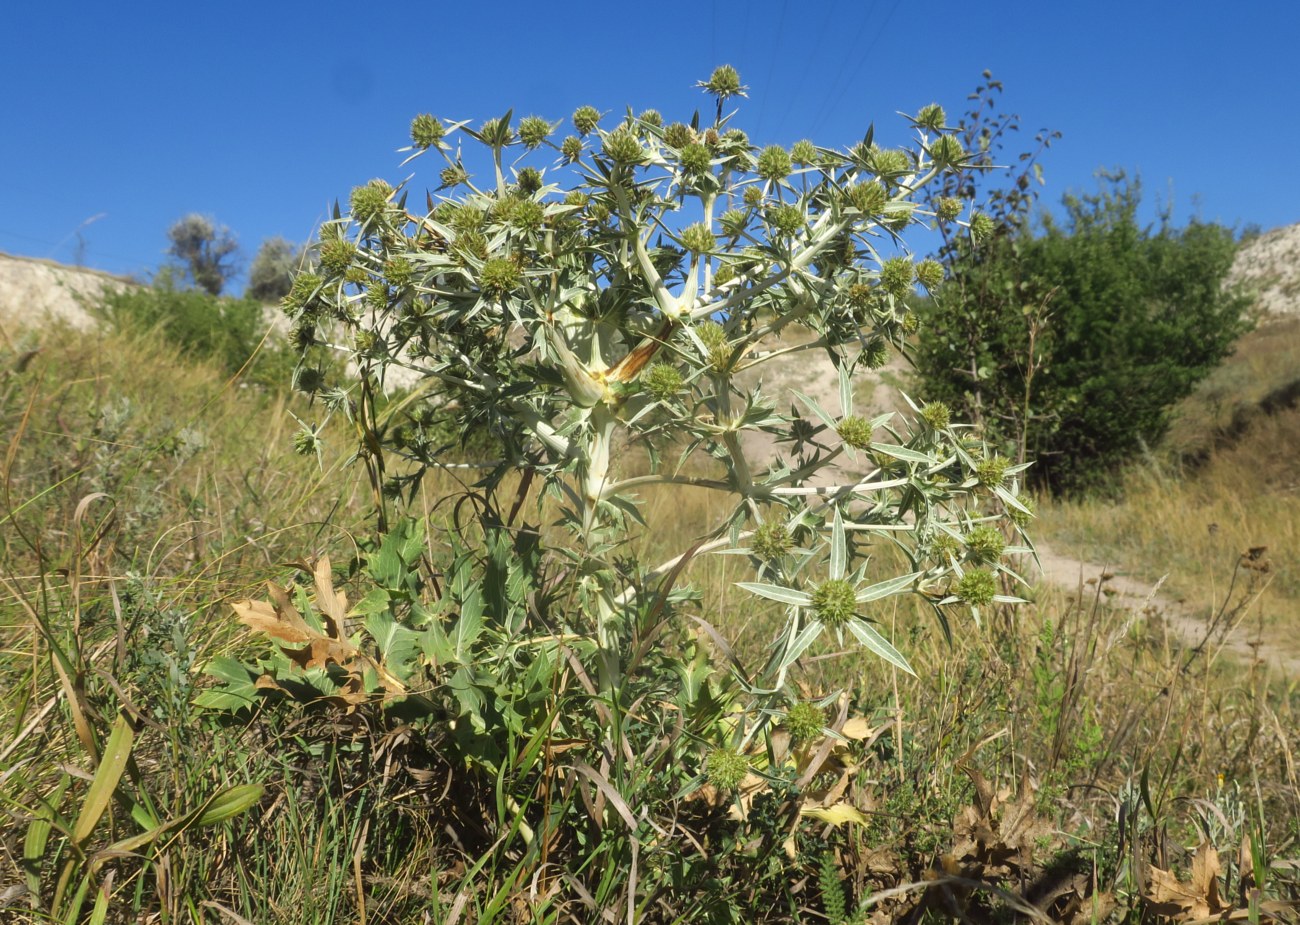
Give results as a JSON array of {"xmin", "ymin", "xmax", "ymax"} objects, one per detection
[{"xmin": 0, "ymin": 251, "xmax": 136, "ymax": 338}]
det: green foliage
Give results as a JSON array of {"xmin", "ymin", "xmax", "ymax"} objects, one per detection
[
  {"xmin": 916, "ymin": 171, "xmax": 1253, "ymax": 493},
  {"xmin": 97, "ymin": 277, "xmax": 296, "ymax": 384}
]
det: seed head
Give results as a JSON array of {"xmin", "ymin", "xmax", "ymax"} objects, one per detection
[
  {"xmin": 637, "ymin": 109, "xmax": 663, "ymax": 127},
  {"xmin": 292, "ymin": 423, "xmax": 322, "ymax": 455},
  {"xmin": 970, "ymin": 212, "xmax": 996, "ymax": 242},
  {"xmin": 812, "ymin": 578, "xmax": 857, "ymax": 628},
  {"xmin": 742, "ymin": 186, "xmax": 765, "ymax": 207}
]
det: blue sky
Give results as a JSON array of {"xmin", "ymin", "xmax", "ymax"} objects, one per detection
[{"xmin": 3, "ymin": 1, "xmax": 1296, "ymax": 291}]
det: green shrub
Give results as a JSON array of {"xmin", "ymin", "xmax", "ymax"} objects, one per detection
[
  {"xmin": 914, "ymin": 171, "xmax": 1253, "ymax": 493},
  {"xmin": 97, "ymin": 278, "xmax": 295, "ymax": 384}
]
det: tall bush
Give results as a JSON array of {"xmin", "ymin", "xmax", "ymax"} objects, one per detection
[{"xmin": 915, "ymin": 170, "xmax": 1253, "ymax": 493}]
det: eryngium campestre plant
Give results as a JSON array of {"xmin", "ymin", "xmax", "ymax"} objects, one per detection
[{"xmin": 285, "ymin": 67, "xmax": 1032, "ymax": 704}]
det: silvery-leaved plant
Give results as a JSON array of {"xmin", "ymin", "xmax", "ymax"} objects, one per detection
[{"xmin": 280, "ymin": 67, "xmax": 1033, "ymax": 715}]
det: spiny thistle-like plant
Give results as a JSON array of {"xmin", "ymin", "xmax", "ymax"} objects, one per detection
[{"xmin": 283, "ymin": 70, "xmax": 1034, "ymax": 738}]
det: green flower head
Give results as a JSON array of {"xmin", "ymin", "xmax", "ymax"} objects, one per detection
[
  {"xmin": 846, "ymin": 181, "xmax": 887, "ymax": 216},
  {"xmin": 664, "ymin": 122, "xmax": 695, "ymax": 148},
  {"xmin": 478, "ymin": 116, "xmax": 515, "ymax": 147},
  {"xmin": 602, "ymin": 129, "xmax": 644, "ymax": 165},
  {"xmin": 784, "ymin": 702, "xmax": 827, "ymax": 742},
  {"xmin": 681, "ymin": 223, "xmax": 715, "ymax": 254},
  {"xmin": 509, "ymin": 198, "xmax": 545, "ymax": 233},
  {"xmin": 921, "ymin": 401, "xmax": 951, "ymax": 430},
  {"xmin": 767, "ymin": 203, "xmax": 804, "ymax": 237},
  {"xmin": 515, "ymin": 166, "xmax": 543, "ymax": 194},
  {"xmin": 812, "ymin": 578, "xmax": 857, "ymax": 628},
  {"xmin": 751, "ymin": 521, "xmax": 792, "ymax": 561},
  {"xmin": 479, "ymin": 257, "xmax": 520, "ymax": 299},
  {"xmin": 976, "ymin": 454, "xmax": 1011, "ymax": 488},
  {"xmin": 518, "ymin": 115, "xmax": 552, "ymax": 149},
  {"xmin": 680, "ymin": 142, "xmax": 712, "ymax": 175},
  {"xmin": 350, "ymin": 180, "xmax": 393, "ymax": 225},
  {"xmin": 970, "ymin": 212, "xmax": 996, "ymax": 242},
  {"xmin": 701, "ymin": 64, "xmax": 745, "ymax": 100},
  {"xmin": 837, "ymin": 415, "xmax": 873, "ymax": 449},
  {"xmin": 742, "ymin": 185, "xmax": 765, "ymax": 207},
  {"xmin": 937, "ymin": 197, "xmax": 963, "ymax": 223},
  {"xmin": 572, "ymin": 105, "xmax": 601, "ymax": 136},
  {"xmin": 561, "ymin": 135, "xmax": 584, "ymax": 162},
  {"xmin": 957, "ymin": 569, "xmax": 997, "ymax": 607},
  {"xmin": 1009, "ymin": 495, "xmax": 1036, "ymax": 528},
  {"xmin": 928, "ymin": 135, "xmax": 965, "ymax": 169},
  {"xmin": 637, "ymin": 108, "xmax": 664, "ymax": 127},
  {"xmin": 319, "ymin": 238, "xmax": 357, "ymax": 274},
  {"xmin": 719, "ymin": 208, "xmax": 748, "ymax": 236},
  {"xmin": 914, "ymin": 103, "xmax": 946, "ymax": 131},
  {"xmin": 706, "ymin": 748, "xmax": 748, "ymax": 790},
  {"xmin": 439, "ymin": 165, "xmax": 469, "ymax": 189},
  {"xmin": 410, "ymin": 113, "xmax": 445, "ymax": 149},
  {"xmin": 643, "ymin": 363, "xmax": 683, "ymax": 401},
  {"xmin": 878, "ymin": 256, "xmax": 914, "ymax": 297},
  {"xmin": 383, "ymin": 257, "xmax": 413, "ymax": 289},
  {"xmin": 791, "ymin": 139, "xmax": 817, "ymax": 165},
  {"xmin": 862, "ymin": 338, "xmax": 890, "ymax": 370},
  {"xmin": 963, "ymin": 526, "xmax": 1006, "ymax": 564},
  {"xmin": 756, "ymin": 145, "xmax": 792, "ymax": 181},
  {"xmin": 914, "ymin": 259, "xmax": 944, "ymax": 291}
]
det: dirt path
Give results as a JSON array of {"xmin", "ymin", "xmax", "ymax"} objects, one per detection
[{"xmin": 1029, "ymin": 540, "xmax": 1300, "ymax": 676}]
